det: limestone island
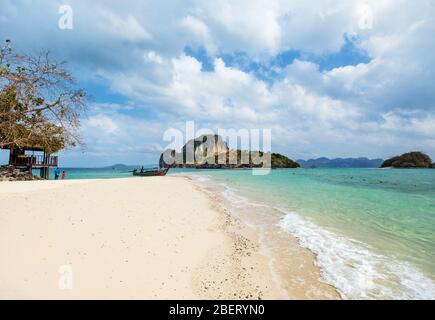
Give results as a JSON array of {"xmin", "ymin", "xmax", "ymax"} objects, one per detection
[{"xmin": 159, "ymin": 134, "xmax": 300, "ymax": 169}]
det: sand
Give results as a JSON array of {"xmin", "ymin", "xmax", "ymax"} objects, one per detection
[{"xmin": 0, "ymin": 177, "xmax": 339, "ymax": 299}]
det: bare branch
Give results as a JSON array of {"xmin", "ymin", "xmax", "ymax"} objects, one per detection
[{"xmin": 0, "ymin": 40, "xmax": 88, "ymax": 153}]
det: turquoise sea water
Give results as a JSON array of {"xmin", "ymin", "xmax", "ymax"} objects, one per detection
[
  {"xmin": 42, "ymin": 167, "xmax": 137, "ymax": 180},
  {"xmin": 170, "ymin": 168, "xmax": 435, "ymax": 299},
  {"xmin": 48, "ymin": 167, "xmax": 435, "ymax": 299}
]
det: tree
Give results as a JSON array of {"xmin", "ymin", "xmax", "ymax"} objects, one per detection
[{"xmin": 0, "ymin": 40, "xmax": 87, "ymax": 153}]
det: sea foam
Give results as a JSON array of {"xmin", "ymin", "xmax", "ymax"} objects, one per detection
[
  {"xmin": 279, "ymin": 212, "xmax": 435, "ymax": 300},
  {"xmin": 190, "ymin": 172, "xmax": 435, "ymax": 300}
]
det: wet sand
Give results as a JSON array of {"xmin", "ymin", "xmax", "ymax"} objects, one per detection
[{"xmin": 195, "ymin": 181, "xmax": 340, "ymax": 300}]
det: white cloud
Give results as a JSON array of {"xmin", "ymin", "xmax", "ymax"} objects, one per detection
[
  {"xmin": 98, "ymin": 10, "xmax": 152, "ymax": 42},
  {"xmin": 145, "ymin": 51, "xmax": 163, "ymax": 64},
  {"xmin": 204, "ymin": 0, "xmax": 282, "ymax": 55},
  {"xmin": 98, "ymin": 45, "xmax": 435, "ymax": 159},
  {"xmin": 180, "ymin": 15, "xmax": 216, "ymax": 53},
  {"xmin": 381, "ymin": 112, "xmax": 435, "ymax": 137},
  {"xmin": 86, "ymin": 115, "xmax": 119, "ymax": 135},
  {"xmin": 2, "ymin": 0, "xmax": 435, "ymax": 161},
  {"xmin": 80, "ymin": 108, "xmax": 169, "ymax": 159}
]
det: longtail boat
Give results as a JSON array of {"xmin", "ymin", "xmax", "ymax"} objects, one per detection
[{"xmin": 132, "ymin": 167, "xmax": 169, "ymax": 177}]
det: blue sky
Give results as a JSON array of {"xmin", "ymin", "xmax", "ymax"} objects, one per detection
[{"xmin": 1, "ymin": 0, "xmax": 435, "ymax": 167}]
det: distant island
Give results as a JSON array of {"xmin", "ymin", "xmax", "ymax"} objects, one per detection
[
  {"xmin": 160, "ymin": 135, "xmax": 299, "ymax": 169},
  {"xmin": 297, "ymin": 157, "xmax": 383, "ymax": 168},
  {"xmin": 380, "ymin": 152, "xmax": 435, "ymax": 168},
  {"xmin": 102, "ymin": 164, "xmax": 143, "ymax": 170},
  {"xmin": 271, "ymin": 153, "xmax": 300, "ymax": 168}
]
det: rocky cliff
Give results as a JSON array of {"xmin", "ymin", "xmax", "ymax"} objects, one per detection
[{"xmin": 159, "ymin": 135, "xmax": 299, "ymax": 169}]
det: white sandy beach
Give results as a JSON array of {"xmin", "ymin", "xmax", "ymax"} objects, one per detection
[{"xmin": 0, "ymin": 177, "xmax": 338, "ymax": 299}]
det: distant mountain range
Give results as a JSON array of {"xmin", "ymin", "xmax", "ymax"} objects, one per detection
[{"xmin": 297, "ymin": 157, "xmax": 383, "ymax": 168}]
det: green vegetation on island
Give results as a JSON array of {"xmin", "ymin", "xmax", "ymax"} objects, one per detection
[
  {"xmin": 271, "ymin": 153, "xmax": 300, "ymax": 168},
  {"xmin": 160, "ymin": 135, "xmax": 299, "ymax": 169},
  {"xmin": 380, "ymin": 152, "xmax": 435, "ymax": 168}
]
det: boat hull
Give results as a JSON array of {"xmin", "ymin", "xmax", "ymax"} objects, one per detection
[{"xmin": 132, "ymin": 168, "xmax": 169, "ymax": 177}]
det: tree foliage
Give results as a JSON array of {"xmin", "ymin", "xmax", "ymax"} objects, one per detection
[
  {"xmin": 271, "ymin": 153, "xmax": 300, "ymax": 168},
  {"xmin": 0, "ymin": 40, "xmax": 87, "ymax": 153}
]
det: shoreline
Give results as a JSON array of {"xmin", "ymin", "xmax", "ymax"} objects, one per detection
[
  {"xmin": 183, "ymin": 171, "xmax": 435, "ymax": 300},
  {"xmin": 0, "ymin": 176, "xmax": 340, "ymax": 299},
  {"xmin": 186, "ymin": 175, "xmax": 341, "ymax": 300},
  {"xmin": 188, "ymin": 180, "xmax": 286, "ymax": 299}
]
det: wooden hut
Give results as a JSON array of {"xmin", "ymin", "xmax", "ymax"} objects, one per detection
[{"xmin": 1, "ymin": 145, "xmax": 58, "ymax": 179}]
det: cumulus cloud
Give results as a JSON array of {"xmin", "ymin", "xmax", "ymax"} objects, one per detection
[
  {"xmin": 1, "ymin": 0, "xmax": 435, "ymax": 163},
  {"xmin": 68, "ymin": 103, "xmax": 170, "ymax": 166},
  {"xmin": 145, "ymin": 51, "xmax": 163, "ymax": 64},
  {"xmin": 97, "ymin": 10, "xmax": 153, "ymax": 42},
  {"xmin": 180, "ymin": 15, "xmax": 216, "ymax": 53}
]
